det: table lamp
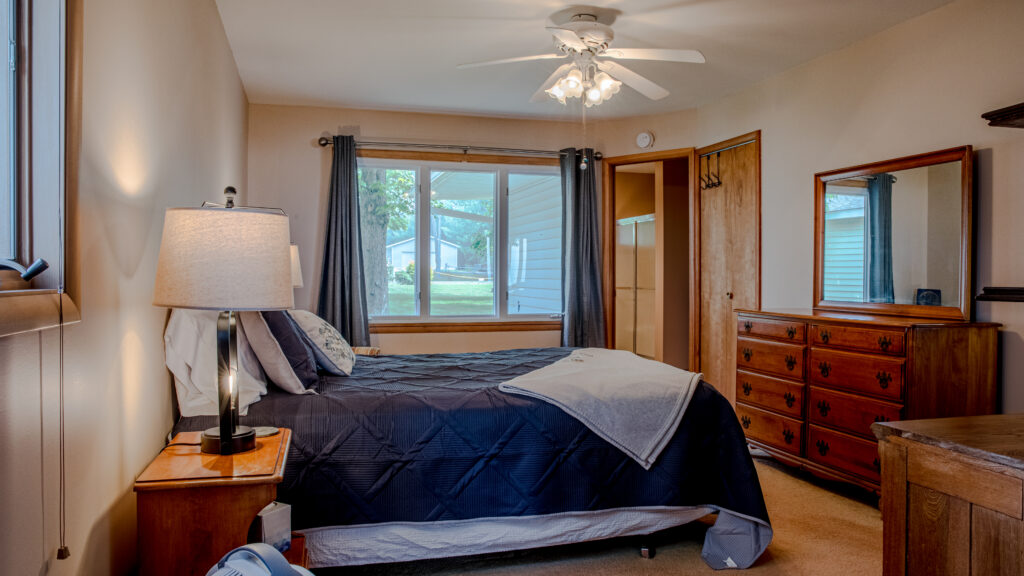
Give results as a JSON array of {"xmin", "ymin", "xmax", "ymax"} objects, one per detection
[
  {"xmin": 153, "ymin": 191, "xmax": 293, "ymax": 454},
  {"xmin": 290, "ymin": 244, "xmax": 303, "ymax": 288}
]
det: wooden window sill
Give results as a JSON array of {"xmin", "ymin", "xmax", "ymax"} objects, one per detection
[
  {"xmin": 0, "ymin": 290, "xmax": 80, "ymax": 338},
  {"xmin": 370, "ymin": 320, "xmax": 562, "ymax": 334}
]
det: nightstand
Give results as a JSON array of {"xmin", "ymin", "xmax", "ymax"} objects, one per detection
[{"xmin": 134, "ymin": 428, "xmax": 297, "ymax": 576}]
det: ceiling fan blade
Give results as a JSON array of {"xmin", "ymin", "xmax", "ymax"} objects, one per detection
[
  {"xmin": 603, "ymin": 48, "xmax": 706, "ymax": 64},
  {"xmin": 546, "ymin": 26, "xmax": 586, "ymax": 51},
  {"xmin": 457, "ymin": 53, "xmax": 566, "ymax": 69},
  {"xmin": 597, "ymin": 60, "xmax": 670, "ymax": 100},
  {"xmin": 530, "ymin": 63, "xmax": 575, "ymax": 102}
]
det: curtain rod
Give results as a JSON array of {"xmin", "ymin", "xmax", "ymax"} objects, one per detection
[{"xmin": 317, "ymin": 136, "xmax": 602, "ymax": 160}]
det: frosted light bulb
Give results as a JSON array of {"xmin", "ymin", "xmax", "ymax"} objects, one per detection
[
  {"xmin": 587, "ymin": 88, "xmax": 601, "ymax": 102},
  {"xmin": 566, "ymin": 69, "xmax": 583, "ymax": 88}
]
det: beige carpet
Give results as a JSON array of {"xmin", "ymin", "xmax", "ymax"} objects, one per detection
[{"xmin": 314, "ymin": 457, "xmax": 882, "ymax": 575}]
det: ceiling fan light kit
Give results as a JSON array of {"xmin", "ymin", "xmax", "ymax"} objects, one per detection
[{"xmin": 458, "ymin": 7, "xmax": 705, "ymax": 107}]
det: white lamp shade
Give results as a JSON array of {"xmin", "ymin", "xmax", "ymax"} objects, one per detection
[
  {"xmin": 290, "ymin": 244, "xmax": 303, "ymax": 288},
  {"xmin": 153, "ymin": 207, "xmax": 294, "ymax": 310}
]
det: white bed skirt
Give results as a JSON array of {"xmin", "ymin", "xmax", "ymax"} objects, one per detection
[{"xmin": 300, "ymin": 505, "xmax": 714, "ymax": 568}]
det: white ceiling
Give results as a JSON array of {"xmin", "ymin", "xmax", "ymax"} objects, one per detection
[{"xmin": 215, "ymin": 0, "xmax": 952, "ymax": 121}]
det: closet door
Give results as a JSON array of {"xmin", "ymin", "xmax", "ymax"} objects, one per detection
[
  {"xmin": 614, "ymin": 221, "xmax": 637, "ymax": 352},
  {"xmin": 635, "ymin": 219, "xmax": 656, "ymax": 358},
  {"xmin": 699, "ymin": 134, "xmax": 760, "ymax": 403}
]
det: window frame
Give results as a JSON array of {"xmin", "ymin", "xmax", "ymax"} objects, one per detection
[
  {"xmin": 357, "ymin": 155, "xmax": 564, "ymax": 325},
  {"xmin": 0, "ymin": 0, "xmax": 77, "ymax": 338}
]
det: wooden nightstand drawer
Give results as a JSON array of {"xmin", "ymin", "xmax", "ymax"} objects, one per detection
[
  {"xmin": 809, "ymin": 348, "xmax": 904, "ymax": 401},
  {"xmin": 738, "ymin": 316, "xmax": 806, "ymax": 343},
  {"xmin": 737, "ymin": 403, "xmax": 803, "ymax": 455},
  {"xmin": 737, "ymin": 337, "xmax": 805, "ymax": 380},
  {"xmin": 810, "ymin": 324, "xmax": 906, "ymax": 356},
  {"xmin": 808, "ymin": 425, "xmax": 880, "ymax": 482},
  {"xmin": 808, "ymin": 386, "xmax": 902, "ymax": 439},
  {"xmin": 736, "ymin": 369, "xmax": 804, "ymax": 418}
]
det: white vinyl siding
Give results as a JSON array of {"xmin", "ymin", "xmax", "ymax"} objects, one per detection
[
  {"xmin": 823, "ymin": 215, "xmax": 865, "ymax": 302},
  {"xmin": 508, "ymin": 173, "xmax": 562, "ymax": 315}
]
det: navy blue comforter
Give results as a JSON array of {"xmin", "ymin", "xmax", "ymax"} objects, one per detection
[{"xmin": 173, "ymin": 348, "xmax": 769, "ymax": 534}]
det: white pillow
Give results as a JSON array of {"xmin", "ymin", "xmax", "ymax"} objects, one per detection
[
  {"xmin": 163, "ymin": 309, "xmax": 268, "ymax": 417},
  {"xmin": 287, "ymin": 309, "xmax": 356, "ymax": 376},
  {"xmin": 239, "ymin": 311, "xmax": 319, "ymax": 395}
]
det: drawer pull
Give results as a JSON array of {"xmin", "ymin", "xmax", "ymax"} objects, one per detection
[
  {"xmin": 785, "ymin": 355, "xmax": 797, "ymax": 371},
  {"xmin": 877, "ymin": 336, "xmax": 892, "ymax": 352},
  {"xmin": 816, "ymin": 439, "xmax": 830, "ymax": 457},
  {"xmin": 743, "ymin": 321, "xmax": 752, "ymax": 333},
  {"xmin": 782, "ymin": 429, "xmax": 794, "ymax": 445},
  {"xmin": 818, "ymin": 361, "xmax": 831, "ymax": 378},
  {"xmin": 873, "ymin": 414, "xmax": 890, "ymax": 423},
  {"xmin": 876, "ymin": 371, "xmax": 892, "ymax": 390},
  {"xmin": 742, "ymin": 382, "xmax": 752, "ymax": 396},
  {"xmin": 817, "ymin": 400, "xmax": 831, "ymax": 418},
  {"xmin": 784, "ymin": 392, "xmax": 796, "ymax": 408},
  {"xmin": 819, "ymin": 329, "xmax": 830, "ymax": 344},
  {"xmin": 740, "ymin": 416, "xmax": 751, "ymax": 429},
  {"xmin": 873, "ymin": 457, "xmax": 881, "ymax": 471},
  {"xmin": 786, "ymin": 327, "xmax": 797, "ymax": 339},
  {"xmin": 742, "ymin": 348, "xmax": 753, "ymax": 362}
]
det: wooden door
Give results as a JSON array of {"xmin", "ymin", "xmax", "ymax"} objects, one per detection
[{"xmin": 698, "ymin": 133, "xmax": 761, "ymax": 403}]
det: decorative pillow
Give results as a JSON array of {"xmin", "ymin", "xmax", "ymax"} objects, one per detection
[
  {"xmin": 163, "ymin": 309, "xmax": 268, "ymax": 417},
  {"xmin": 239, "ymin": 311, "xmax": 319, "ymax": 394},
  {"xmin": 286, "ymin": 310, "xmax": 356, "ymax": 376}
]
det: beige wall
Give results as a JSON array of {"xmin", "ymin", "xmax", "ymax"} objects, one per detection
[
  {"xmin": 0, "ymin": 1, "xmax": 248, "ymax": 574},
  {"xmin": 247, "ymin": 104, "xmax": 580, "ymax": 353},
  {"xmin": 595, "ymin": 0, "xmax": 1024, "ymax": 410}
]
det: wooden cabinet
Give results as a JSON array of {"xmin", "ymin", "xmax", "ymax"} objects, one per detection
[
  {"xmin": 735, "ymin": 308, "xmax": 998, "ymax": 491},
  {"xmin": 134, "ymin": 429, "xmax": 297, "ymax": 576},
  {"xmin": 874, "ymin": 416, "xmax": 1024, "ymax": 576}
]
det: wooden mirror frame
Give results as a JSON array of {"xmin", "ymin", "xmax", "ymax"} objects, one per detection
[{"xmin": 813, "ymin": 146, "xmax": 973, "ymax": 321}]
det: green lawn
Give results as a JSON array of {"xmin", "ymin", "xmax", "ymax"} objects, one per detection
[{"xmin": 385, "ymin": 281, "xmax": 494, "ymax": 316}]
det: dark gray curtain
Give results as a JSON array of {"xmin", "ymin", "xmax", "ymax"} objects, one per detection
[
  {"xmin": 317, "ymin": 135, "xmax": 371, "ymax": 346},
  {"xmin": 561, "ymin": 148, "xmax": 606, "ymax": 348},
  {"xmin": 866, "ymin": 173, "xmax": 895, "ymax": 303}
]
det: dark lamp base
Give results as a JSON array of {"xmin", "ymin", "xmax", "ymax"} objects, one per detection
[{"xmin": 201, "ymin": 425, "xmax": 257, "ymax": 455}]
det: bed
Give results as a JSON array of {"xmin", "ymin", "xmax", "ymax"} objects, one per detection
[{"xmin": 173, "ymin": 347, "xmax": 772, "ymax": 570}]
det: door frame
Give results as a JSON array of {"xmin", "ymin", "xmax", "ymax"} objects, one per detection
[
  {"xmin": 601, "ymin": 147, "xmax": 698, "ymax": 370},
  {"xmin": 695, "ymin": 130, "xmax": 762, "ymax": 377}
]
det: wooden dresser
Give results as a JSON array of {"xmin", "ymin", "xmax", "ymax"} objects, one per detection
[
  {"xmin": 874, "ymin": 416, "xmax": 1024, "ymax": 576},
  {"xmin": 734, "ymin": 308, "xmax": 998, "ymax": 491}
]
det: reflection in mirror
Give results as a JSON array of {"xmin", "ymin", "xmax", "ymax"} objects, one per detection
[{"xmin": 821, "ymin": 160, "xmax": 962, "ymax": 307}]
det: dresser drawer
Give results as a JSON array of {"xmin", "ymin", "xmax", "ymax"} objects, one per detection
[
  {"xmin": 808, "ymin": 386, "xmax": 902, "ymax": 439},
  {"xmin": 809, "ymin": 348, "xmax": 904, "ymax": 401},
  {"xmin": 810, "ymin": 324, "xmax": 906, "ymax": 356},
  {"xmin": 737, "ymin": 337, "xmax": 805, "ymax": 380},
  {"xmin": 738, "ymin": 316, "xmax": 806, "ymax": 344},
  {"xmin": 737, "ymin": 403, "xmax": 803, "ymax": 455},
  {"xmin": 807, "ymin": 425, "xmax": 881, "ymax": 482},
  {"xmin": 736, "ymin": 370, "xmax": 804, "ymax": 418}
]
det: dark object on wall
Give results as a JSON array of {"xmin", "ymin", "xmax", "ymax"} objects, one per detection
[
  {"xmin": 976, "ymin": 287, "xmax": 1024, "ymax": 302},
  {"xmin": 915, "ymin": 288, "xmax": 941, "ymax": 306},
  {"xmin": 981, "ymin": 102, "xmax": 1024, "ymax": 128}
]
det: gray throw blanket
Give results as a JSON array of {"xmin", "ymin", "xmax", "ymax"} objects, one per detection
[{"xmin": 499, "ymin": 348, "xmax": 702, "ymax": 469}]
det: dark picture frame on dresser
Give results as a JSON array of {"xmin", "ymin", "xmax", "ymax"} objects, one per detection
[{"xmin": 735, "ymin": 146, "xmax": 998, "ymax": 492}]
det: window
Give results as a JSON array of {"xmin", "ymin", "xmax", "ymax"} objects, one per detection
[
  {"xmin": 357, "ymin": 158, "xmax": 563, "ymax": 321},
  {"xmin": 822, "ymin": 189, "xmax": 866, "ymax": 302},
  {"xmin": 0, "ymin": 0, "xmax": 16, "ymax": 264}
]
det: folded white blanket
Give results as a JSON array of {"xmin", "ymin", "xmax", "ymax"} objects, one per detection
[{"xmin": 498, "ymin": 348, "xmax": 702, "ymax": 469}]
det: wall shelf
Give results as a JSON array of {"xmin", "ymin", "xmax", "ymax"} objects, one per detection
[
  {"xmin": 981, "ymin": 102, "xmax": 1024, "ymax": 128},
  {"xmin": 976, "ymin": 287, "xmax": 1024, "ymax": 302}
]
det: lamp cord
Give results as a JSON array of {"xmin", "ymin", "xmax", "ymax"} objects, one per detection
[{"xmin": 55, "ymin": 73, "xmax": 69, "ymax": 559}]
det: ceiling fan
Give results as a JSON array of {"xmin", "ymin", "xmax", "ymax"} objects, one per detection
[{"xmin": 457, "ymin": 7, "xmax": 705, "ymax": 106}]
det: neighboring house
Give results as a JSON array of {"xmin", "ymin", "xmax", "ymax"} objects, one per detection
[{"xmin": 386, "ymin": 237, "xmax": 459, "ymax": 271}]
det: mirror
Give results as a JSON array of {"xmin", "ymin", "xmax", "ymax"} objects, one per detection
[{"xmin": 814, "ymin": 146, "xmax": 972, "ymax": 321}]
